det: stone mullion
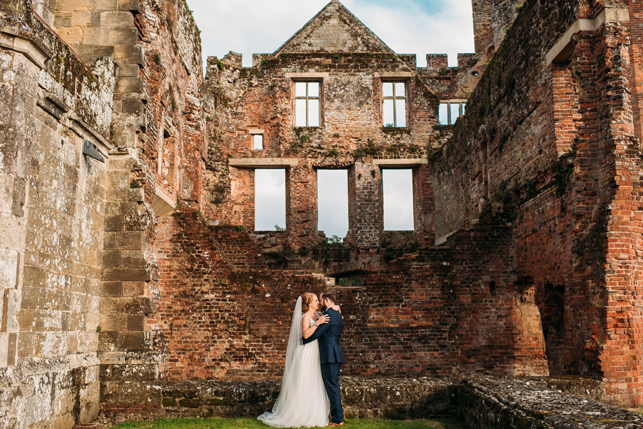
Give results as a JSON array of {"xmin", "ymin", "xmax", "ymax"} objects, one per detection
[
  {"xmin": 352, "ymin": 161, "xmax": 382, "ymax": 250},
  {"xmin": 286, "ymin": 161, "xmax": 317, "ymax": 249}
]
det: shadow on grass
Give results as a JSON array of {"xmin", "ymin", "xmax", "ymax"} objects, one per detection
[{"xmin": 111, "ymin": 417, "xmax": 467, "ymax": 429}]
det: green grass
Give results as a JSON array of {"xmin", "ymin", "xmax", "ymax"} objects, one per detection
[
  {"xmin": 111, "ymin": 417, "xmax": 465, "ymax": 429},
  {"xmin": 632, "ymin": 408, "xmax": 643, "ymax": 415}
]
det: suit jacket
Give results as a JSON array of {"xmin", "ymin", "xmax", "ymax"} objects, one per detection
[{"xmin": 302, "ymin": 308, "xmax": 344, "ymax": 364}]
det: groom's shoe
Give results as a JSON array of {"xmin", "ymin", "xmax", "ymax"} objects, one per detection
[{"xmin": 328, "ymin": 423, "xmax": 344, "ymax": 427}]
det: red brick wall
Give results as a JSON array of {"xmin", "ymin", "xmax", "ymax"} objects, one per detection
[
  {"xmin": 152, "ymin": 208, "xmax": 548, "ymax": 382},
  {"xmin": 432, "ymin": 0, "xmax": 643, "ymax": 406}
]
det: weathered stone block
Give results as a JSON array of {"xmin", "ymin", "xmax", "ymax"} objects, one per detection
[
  {"xmin": 56, "ymin": 27, "xmax": 84, "ymax": 45},
  {"xmin": 104, "ymin": 231, "xmax": 145, "ymax": 250},
  {"xmin": 106, "ymin": 188, "xmax": 144, "ymax": 203},
  {"xmin": 94, "ymin": 0, "xmax": 118, "ymax": 10},
  {"xmin": 113, "ymin": 44, "xmax": 144, "ymax": 65},
  {"xmin": 99, "ymin": 314, "xmax": 127, "ymax": 331},
  {"xmin": 118, "ymin": 0, "xmax": 139, "ymax": 11},
  {"xmin": 116, "ymin": 63, "xmax": 139, "ymax": 77},
  {"xmin": 115, "ymin": 76, "xmax": 143, "ymax": 94},
  {"xmin": 71, "ymin": 10, "xmax": 92, "ymax": 26},
  {"xmin": 106, "ymin": 170, "xmax": 129, "ymax": 188},
  {"xmin": 103, "ymin": 250, "xmax": 147, "ymax": 268},
  {"xmin": 0, "ymin": 248, "xmax": 19, "ymax": 289},
  {"xmin": 121, "ymin": 98, "xmax": 144, "ymax": 113},
  {"xmin": 98, "ymin": 331, "xmax": 120, "ymax": 352},
  {"xmin": 122, "ymin": 281, "xmax": 145, "ymax": 297},
  {"xmin": 127, "ymin": 314, "xmax": 144, "ymax": 331},
  {"xmin": 98, "ymin": 11, "xmax": 134, "ymax": 27},
  {"xmin": 54, "ymin": 13, "xmax": 72, "ymax": 28},
  {"xmin": 101, "ymin": 281, "xmax": 123, "ymax": 297},
  {"xmin": 56, "ymin": 0, "xmax": 93, "ymax": 11},
  {"xmin": 101, "ymin": 267, "xmax": 151, "ymax": 282}
]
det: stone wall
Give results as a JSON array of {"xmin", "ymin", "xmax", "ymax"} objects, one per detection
[
  {"xmin": 0, "ymin": 0, "xmax": 205, "ymax": 425},
  {"xmin": 152, "ymin": 376, "xmax": 642, "ymax": 428},
  {"xmin": 0, "ymin": 1, "xmax": 115, "ymax": 426}
]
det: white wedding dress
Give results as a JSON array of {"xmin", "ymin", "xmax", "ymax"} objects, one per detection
[{"xmin": 258, "ymin": 296, "xmax": 330, "ymax": 428}]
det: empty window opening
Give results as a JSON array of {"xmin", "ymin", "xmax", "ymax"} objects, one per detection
[
  {"xmin": 382, "ymin": 169, "xmax": 414, "ymax": 231},
  {"xmin": 317, "ymin": 169, "xmax": 349, "ymax": 240},
  {"xmin": 255, "ymin": 169, "xmax": 286, "ymax": 231},
  {"xmin": 295, "ymin": 81, "xmax": 320, "ymax": 127},
  {"xmin": 382, "ymin": 82, "xmax": 407, "ymax": 127},
  {"xmin": 252, "ymin": 134, "xmax": 263, "ymax": 150},
  {"xmin": 439, "ymin": 101, "xmax": 466, "ymax": 125},
  {"xmin": 336, "ymin": 277, "xmax": 363, "ymax": 287}
]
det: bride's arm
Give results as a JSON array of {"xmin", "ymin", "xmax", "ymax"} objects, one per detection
[
  {"xmin": 302, "ymin": 314, "xmax": 328, "ymax": 339},
  {"xmin": 330, "ymin": 305, "xmax": 341, "ymax": 314}
]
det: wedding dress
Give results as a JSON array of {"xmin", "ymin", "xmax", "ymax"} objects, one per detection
[{"xmin": 258, "ymin": 296, "xmax": 330, "ymax": 428}]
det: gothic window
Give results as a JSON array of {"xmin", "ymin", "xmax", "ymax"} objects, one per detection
[
  {"xmin": 382, "ymin": 82, "xmax": 407, "ymax": 128},
  {"xmin": 295, "ymin": 81, "xmax": 321, "ymax": 127}
]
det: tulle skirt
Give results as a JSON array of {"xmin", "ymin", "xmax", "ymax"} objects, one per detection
[{"xmin": 258, "ymin": 340, "xmax": 330, "ymax": 428}]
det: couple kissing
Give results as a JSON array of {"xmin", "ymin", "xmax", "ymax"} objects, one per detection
[{"xmin": 258, "ymin": 291, "xmax": 345, "ymax": 428}]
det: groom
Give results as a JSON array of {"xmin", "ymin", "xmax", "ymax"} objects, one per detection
[{"xmin": 302, "ymin": 291, "xmax": 344, "ymax": 427}]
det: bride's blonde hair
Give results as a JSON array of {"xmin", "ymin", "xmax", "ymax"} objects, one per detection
[{"xmin": 301, "ymin": 292, "xmax": 317, "ymax": 313}]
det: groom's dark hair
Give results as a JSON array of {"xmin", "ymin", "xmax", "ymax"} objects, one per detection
[{"xmin": 320, "ymin": 291, "xmax": 336, "ymax": 304}]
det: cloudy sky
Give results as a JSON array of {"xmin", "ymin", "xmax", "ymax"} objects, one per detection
[
  {"xmin": 188, "ymin": 0, "xmax": 476, "ymax": 238},
  {"xmin": 189, "ymin": 0, "xmax": 475, "ymax": 68}
]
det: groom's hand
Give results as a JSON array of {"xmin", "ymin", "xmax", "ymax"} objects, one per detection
[{"xmin": 316, "ymin": 314, "xmax": 329, "ymax": 325}]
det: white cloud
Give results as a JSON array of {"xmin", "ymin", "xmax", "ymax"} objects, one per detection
[{"xmin": 188, "ymin": 0, "xmax": 475, "ymax": 67}]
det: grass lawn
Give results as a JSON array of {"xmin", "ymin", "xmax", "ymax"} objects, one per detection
[
  {"xmin": 633, "ymin": 408, "xmax": 643, "ymax": 415},
  {"xmin": 111, "ymin": 417, "xmax": 466, "ymax": 429}
]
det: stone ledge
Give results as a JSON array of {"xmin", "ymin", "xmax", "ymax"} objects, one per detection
[
  {"xmin": 458, "ymin": 377, "xmax": 642, "ymax": 429},
  {"xmin": 104, "ymin": 376, "xmax": 640, "ymax": 428}
]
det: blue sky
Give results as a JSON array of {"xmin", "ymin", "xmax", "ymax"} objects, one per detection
[{"xmin": 188, "ymin": 0, "xmax": 475, "ymax": 68}]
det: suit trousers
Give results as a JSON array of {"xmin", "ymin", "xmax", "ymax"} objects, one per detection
[{"xmin": 321, "ymin": 363, "xmax": 343, "ymax": 423}]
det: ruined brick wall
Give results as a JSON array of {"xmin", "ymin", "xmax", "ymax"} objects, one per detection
[
  {"xmin": 150, "ymin": 210, "xmax": 329, "ymax": 381},
  {"xmin": 94, "ymin": 0, "xmax": 205, "ymax": 415},
  {"xmin": 472, "ymin": 0, "xmax": 526, "ymax": 56},
  {"xmin": 203, "ymin": 52, "xmax": 478, "ymax": 258},
  {"xmin": 433, "ymin": 0, "xmax": 643, "ymax": 407},
  {"xmin": 0, "ymin": 1, "xmax": 116, "ymax": 426},
  {"xmin": 150, "ymin": 207, "xmax": 548, "ymax": 383},
  {"xmin": 138, "ymin": 0, "xmax": 552, "ymax": 394}
]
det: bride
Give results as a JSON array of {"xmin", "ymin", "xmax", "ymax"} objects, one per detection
[{"xmin": 258, "ymin": 293, "xmax": 336, "ymax": 428}]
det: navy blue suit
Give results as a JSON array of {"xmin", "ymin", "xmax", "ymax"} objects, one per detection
[{"xmin": 303, "ymin": 308, "xmax": 344, "ymax": 423}]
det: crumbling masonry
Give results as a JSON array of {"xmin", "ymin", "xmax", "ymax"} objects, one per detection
[{"xmin": 0, "ymin": 0, "xmax": 642, "ymax": 427}]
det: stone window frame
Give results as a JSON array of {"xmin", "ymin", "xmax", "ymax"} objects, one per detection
[
  {"xmin": 287, "ymin": 73, "xmax": 328, "ymax": 129},
  {"xmin": 381, "ymin": 80, "xmax": 408, "ymax": 128},
  {"xmin": 249, "ymin": 129, "xmax": 264, "ymax": 150},
  {"xmin": 373, "ymin": 159, "xmax": 428, "ymax": 233},
  {"xmin": 376, "ymin": 73, "xmax": 412, "ymax": 129},
  {"xmin": 438, "ymin": 100, "xmax": 467, "ymax": 126}
]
